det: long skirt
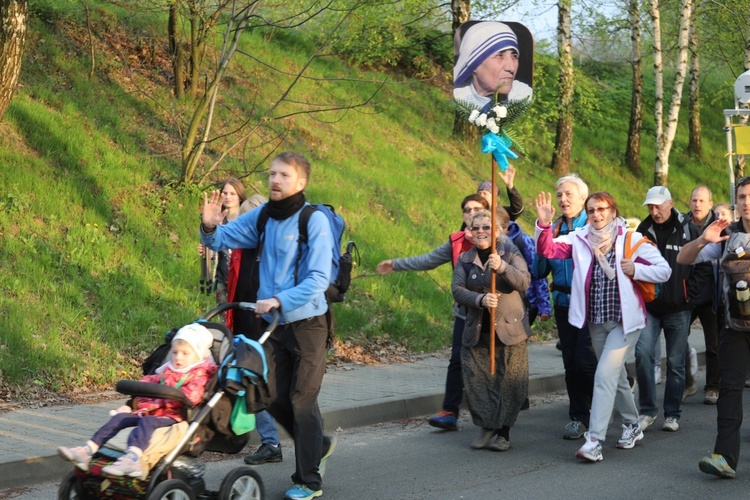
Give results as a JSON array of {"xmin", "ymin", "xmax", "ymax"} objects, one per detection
[{"xmin": 462, "ymin": 331, "xmax": 528, "ymax": 430}]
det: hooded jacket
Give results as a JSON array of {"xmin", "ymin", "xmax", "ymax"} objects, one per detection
[{"xmin": 535, "ymin": 218, "xmax": 672, "ymax": 334}]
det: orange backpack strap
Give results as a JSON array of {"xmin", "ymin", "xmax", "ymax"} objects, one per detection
[{"xmin": 624, "ymin": 231, "xmax": 650, "ymax": 259}]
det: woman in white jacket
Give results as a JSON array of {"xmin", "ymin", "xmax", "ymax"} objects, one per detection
[{"xmin": 535, "ymin": 191, "xmax": 671, "ymax": 462}]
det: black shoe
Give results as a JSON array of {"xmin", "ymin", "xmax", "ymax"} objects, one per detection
[{"xmin": 244, "ymin": 443, "xmax": 283, "ymax": 465}]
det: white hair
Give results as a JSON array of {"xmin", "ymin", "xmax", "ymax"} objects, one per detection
[{"xmin": 555, "ymin": 173, "xmax": 588, "ymax": 200}]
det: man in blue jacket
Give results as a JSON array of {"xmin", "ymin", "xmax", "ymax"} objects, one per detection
[
  {"xmin": 533, "ymin": 173, "xmax": 597, "ymax": 440},
  {"xmin": 201, "ymin": 152, "xmax": 335, "ymax": 500}
]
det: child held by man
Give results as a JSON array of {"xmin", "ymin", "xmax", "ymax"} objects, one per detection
[{"xmin": 57, "ymin": 323, "xmax": 218, "ymax": 477}]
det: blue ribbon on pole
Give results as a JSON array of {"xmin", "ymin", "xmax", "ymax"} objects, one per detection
[{"xmin": 481, "ymin": 132, "xmax": 518, "ymax": 171}]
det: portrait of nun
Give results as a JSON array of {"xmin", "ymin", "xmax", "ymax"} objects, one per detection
[{"xmin": 453, "ymin": 21, "xmax": 534, "ymax": 112}]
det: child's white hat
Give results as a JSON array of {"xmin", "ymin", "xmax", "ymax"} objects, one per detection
[{"xmin": 173, "ymin": 323, "xmax": 214, "ymax": 360}]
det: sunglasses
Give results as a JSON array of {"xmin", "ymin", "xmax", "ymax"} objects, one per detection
[
  {"xmin": 471, "ymin": 224, "xmax": 493, "ymax": 232},
  {"xmin": 586, "ymin": 206, "xmax": 611, "ymax": 215},
  {"xmin": 738, "ymin": 177, "xmax": 750, "ymax": 188},
  {"xmin": 463, "ymin": 207, "xmax": 484, "ymax": 214}
]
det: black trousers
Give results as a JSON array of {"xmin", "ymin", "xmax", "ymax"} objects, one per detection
[
  {"xmin": 687, "ymin": 303, "xmax": 720, "ymax": 391},
  {"xmin": 714, "ymin": 328, "xmax": 750, "ymax": 470},
  {"xmin": 264, "ymin": 314, "xmax": 328, "ymax": 490},
  {"xmin": 555, "ymin": 305, "xmax": 597, "ymax": 426}
]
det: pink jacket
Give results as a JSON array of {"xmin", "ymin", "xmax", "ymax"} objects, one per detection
[
  {"xmin": 535, "ymin": 218, "xmax": 671, "ymax": 334},
  {"xmin": 134, "ymin": 360, "xmax": 218, "ymax": 422}
]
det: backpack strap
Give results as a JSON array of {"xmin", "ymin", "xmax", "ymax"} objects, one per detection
[
  {"xmin": 623, "ymin": 231, "xmax": 651, "ymax": 260},
  {"xmin": 255, "ymin": 204, "xmax": 317, "ymax": 286},
  {"xmin": 294, "ymin": 205, "xmax": 317, "ymax": 285}
]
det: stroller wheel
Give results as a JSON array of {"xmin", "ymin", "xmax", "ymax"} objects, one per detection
[
  {"xmin": 58, "ymin": 470, "xmax": 86, "ymax": 500},
  {"xmin": 148, "ymin": 478, "xmax": 195, "ymax": 500},
  {"xmin": 219, "ymin": 466, "xmax": 264, "ymax": 500}
]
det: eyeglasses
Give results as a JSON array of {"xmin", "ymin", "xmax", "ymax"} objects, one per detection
[
  {"xmin": 463, "ymin": 207, "xmax": 484, "ymax": 214},
  {"xmin": 586, "ymin": 206, "xmax": 611, "ymax": 215},
  {"xmin": 737, "ymin": 177, "xmax": 750, "ymax": 188},
  {"xmin": 471, "ymin": 224, "xmax": 493, "ymax": 232}
]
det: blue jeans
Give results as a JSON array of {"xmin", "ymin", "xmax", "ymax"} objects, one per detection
[
  {"xmin": 635, "ymin": 310, "xmax": 691, "ymax": 419},
  {"xmin": 255, "ymin": 410, "xmax": 280, "ymax": 446}
]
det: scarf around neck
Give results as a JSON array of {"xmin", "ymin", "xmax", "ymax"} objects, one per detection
[
  {"xmin": 266, "ymin": 191, "xmax": 306, "ymax": 220},
  {"xmin": 587, "ymin": 220, "xmax": 618, "ymax": 281}
]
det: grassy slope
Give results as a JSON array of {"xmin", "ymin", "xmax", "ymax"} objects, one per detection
[{"xmin": 0, "ymin": 1, "xmax": 735, "ymax": 391}]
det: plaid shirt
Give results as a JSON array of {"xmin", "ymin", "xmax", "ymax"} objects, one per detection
[{"xmin": 588, "ymin": 248, "xmax": 622, "ymax": 324}]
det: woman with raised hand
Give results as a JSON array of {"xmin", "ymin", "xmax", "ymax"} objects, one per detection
[
  {"xmin": 452, "ymin": 208, "xmax": 531, "ymax": 452},
  {"xmin": 198, "ymin": 177, "xmax": 247, "ymax": 309},
  {"xmin": 534, "ymin": 191, "xmax": 671, "ymax": 462}
]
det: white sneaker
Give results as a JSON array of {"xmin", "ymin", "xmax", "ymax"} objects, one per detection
[
  {"xmin": 616, "ymin": 423, "xmax": 644, "ymax": 449},
  {"xmin": 662, "ymin": 416, "xmax": 680, "ymax": 432},
  {"xmin": 638, "ymin": 414, "xmax": 657, "ymax": 432},
  {"xmin": 576, "ymin": 433, "xmax": 603, "ymax": 462},
  {"xmin": 689, "ymin": 347, "xmax": 698, "ymax": 377}
]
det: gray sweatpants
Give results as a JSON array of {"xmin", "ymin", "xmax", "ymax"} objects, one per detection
[{"xmin": 588, "ymin": 321, "xmax": 641, "ymax": 442}]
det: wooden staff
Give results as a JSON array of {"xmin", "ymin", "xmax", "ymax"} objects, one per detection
[{"xmin": 490, "ymin": 155, "xmax": 497, "ymax": 375}]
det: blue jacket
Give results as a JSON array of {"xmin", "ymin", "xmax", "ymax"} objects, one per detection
[
  {"xmin": 507, "ymin": 221, "xmax": 552, "ymax": 317},
  {"xmin": 532, "ymin": 210, "xmax": 588, "ymax": 308},
  {"xmin": 200, "ymin": 203, "xmax": 333, "ymax": 324}
]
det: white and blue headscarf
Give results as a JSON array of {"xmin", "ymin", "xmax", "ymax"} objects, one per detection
[{"xmin": 454, "ymin": 22, "xmax": 519, "ymax": 88}]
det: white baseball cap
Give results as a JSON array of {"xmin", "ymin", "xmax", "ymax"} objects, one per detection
[{"xmin": 642, "ymin": 186, "xmax": 672, "ymax": 206}]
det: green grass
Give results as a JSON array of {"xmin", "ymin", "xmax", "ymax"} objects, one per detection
[{"xmin": 0, "ymin": 0, "xmax": 737, "ymax": 393}]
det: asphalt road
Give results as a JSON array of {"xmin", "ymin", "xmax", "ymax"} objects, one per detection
[{"xmin": 4, "ymin": 375, "xmax": 747, "ymax": 499}]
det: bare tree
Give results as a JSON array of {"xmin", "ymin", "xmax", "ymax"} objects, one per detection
[
  {"xmin": 0, "ymin": 0, "xmax": 27, "ymax": 121},
  {"xmin": 651, "ymin": 0, "xmax": 692, "ymax": 186},
  {"xmin": 551, "ymin": 0, "xmax": 574, "ymax": 175},
  {"xmin": 180, "ymin": 0, "xmax": 387, "ymax": 183},
  {"xmin": 687, "ymin": 2, "xmax": 701, "ymax": 156},
  {"xmin": 624, "ymin": 0, "xmax": 643, "ymax": 174}
]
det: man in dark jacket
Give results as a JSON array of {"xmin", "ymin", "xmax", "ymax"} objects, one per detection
[
  {"xmin": 635, "ymin": 186, "xmax": 713, "ymax": 433},
  {"xmin": 684, "ymin": 185, "xmax": 720, "ymax": 405}
]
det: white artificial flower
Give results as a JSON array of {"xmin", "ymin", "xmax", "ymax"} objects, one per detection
[
  {"xmin": 488, "ymin": 122, "xmax": 500, "ymax": 134},
  {"xmin": 477, "ymin": 113, "xmax": 488, "ymax": 127},
  {"xmin": 468, "ymin": 110, "xmax": 480, "ymax": 123},
  {"xmin": 487, "ymin": 117, "xmax": 497, "ymax": 130},
  {"xmin": 496, "ymin": 106, "xmax": 508, "ymax": 118}
]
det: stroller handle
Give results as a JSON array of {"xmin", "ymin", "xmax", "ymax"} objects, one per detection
[
  {"xmin": 116, "ymin": 380, "xmax": 193, "ymax": 406},
  {"xmin": 203, "ymin": 302, "xmax": 280, "ymax": 344}
]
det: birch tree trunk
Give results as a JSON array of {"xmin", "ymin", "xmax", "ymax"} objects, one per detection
[
  {"xmin": 652, "ymin": 0, "xmax": 692, "ymax": 186},
  {"xmin": 625, "ymin": 0, "xmax": 643, "ymax": 174},
  {"xmin": 687, "ymin": 4, "xmax": 701, "ymax": 156},
  {"xmin": 551, "ymin": 0, "xmax": 574, "ymax": 176},
  {"xmin": 0, "ymin": 0, "xmax": 27, "ymax": 121}
]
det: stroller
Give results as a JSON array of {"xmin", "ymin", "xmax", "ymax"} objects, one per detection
[{"xmin": 58, "ymin": 302, "xmax": 279, "ymax": 500}]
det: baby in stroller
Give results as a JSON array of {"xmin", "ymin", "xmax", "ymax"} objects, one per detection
[{"xmin": 57, "ymin": 323, "xmax": 218, "ymax": 477}]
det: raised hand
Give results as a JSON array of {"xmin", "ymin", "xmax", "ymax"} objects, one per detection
[
  {"xmin": 499, "ymin": 164, "xmax": 516, "ymax": 189},
  {"xmin": 535, "ymin": 192, "xmax": 555, "ymax": 226},
  {"xmin": 202, "ymin": 190, "xmax": 227, "ymax": 230},
  {"xmin": 702, "ymin": 219, "xmax": 730, "ymax": 244}
]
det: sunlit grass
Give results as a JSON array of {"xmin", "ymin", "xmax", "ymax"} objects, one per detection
[{"xmin": 0, "ymin": 0, "xmax": 737, "ymax": 391}]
